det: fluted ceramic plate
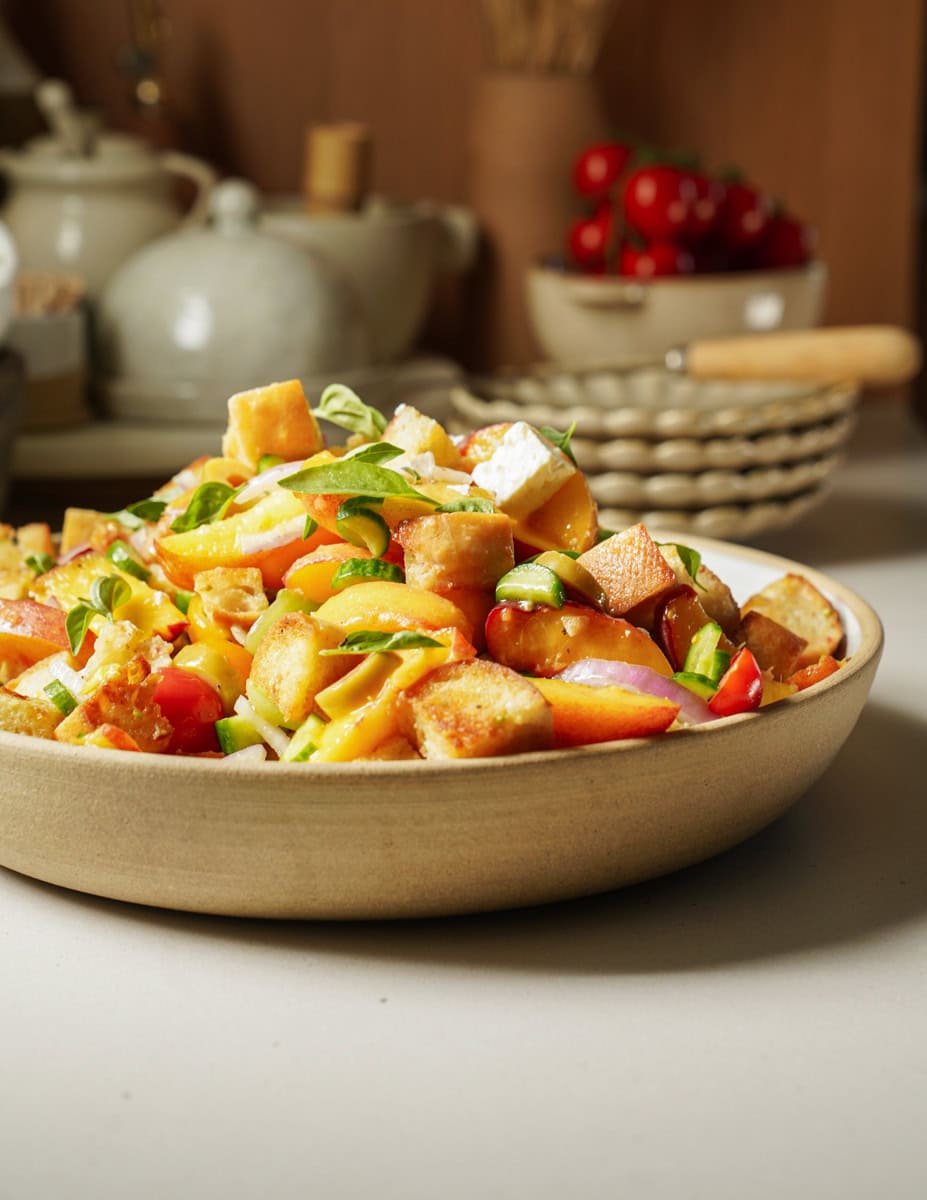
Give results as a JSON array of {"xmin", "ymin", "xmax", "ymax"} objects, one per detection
[
  {"xmin": 0, "ymin": 539, "xmax": 881, "ymax": 920},
  {"xmin": 597, "ymin": 487, "xmax": 829, "ymax": 541}
]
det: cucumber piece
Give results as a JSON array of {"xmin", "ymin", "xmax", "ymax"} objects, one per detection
[
  {"xmin": 336, "ymin": 498, "xmax": 390, "ymax": 557},
  {"xmin": 682, "ymin": 621, "xmax": 731, "ymax": 685},
  {"xmin": 495, "ymin": 562, "xmax": 565, "ymax": 609},
  {"xmin": 672, "ymin": 671, "xmax": 718, "ymax": 700},
  {"xmin": 244, "ymin": 588, "xmax": 318, "ymax": 654},
  {"xmin": 257, "ymin": 453, "xmax": 286, "ymax": 472},
  {"xmin": 216, "ymin": 714, "xmax": 264, "ymax": 755},
  {"xmin": 281, "ymin": 713, "xmax": 327, "ymax": 762},
  {"xmin": 533, "ymin": 550, "xmax": 605, "ymax": 609},
  {"xmin": 331, "ymin": 558, "xmax": 404, "ymax": 590}
]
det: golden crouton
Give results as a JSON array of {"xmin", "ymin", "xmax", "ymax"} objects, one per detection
[
  {"xmin": 55, "ymin": 657, "xmax": 172, "ymax": 753},
  {"xmin": 398, "ymin": 658, "xmax": 554, "ymax": 759},
  {"xmin": 60, "ymin": 508, "xmax": 123, "ymax": 557},
  {"xmin": 395, "ymin": 511, "xmax": 514, "ymax": 592},
  {"xmin": 248, "ymin": 611, "xmax": 354, "ymax": 727},
  {"xmin": 658, "ymin": 543, "xmax": 741, "ymax": 636},
  {"xmin": 0, "ymin": 689, "xmax": 63, "ymax": 738},
  {"xmin": 740, "ymin": 573, "xmax": 844, "ymax": 668},
  {"xmin": 194, "ymin": 567, "xmax": 268, "ymax": 631},
  {"xmin": 359, "ymin": 734, "xmax": 422, "ymax": 761},
  {"xmin": 737, "ymin": 610, "xmax": 809, "ymax": 680},
  {"xmin": 381, "ymin": 404, "xmax": 464, "ymax": 470},
  {"xmin": 578, "ymin": 523, "xmax": 678, "ymax": 619},
  {"xmin": 221, "ymin": 379, "xmax": 324, "ymax": 471}
]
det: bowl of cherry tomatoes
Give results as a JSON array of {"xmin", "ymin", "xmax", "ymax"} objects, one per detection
[{"xmin": 527, "ymin": 142, "xmax": 826, "ymax": 366}]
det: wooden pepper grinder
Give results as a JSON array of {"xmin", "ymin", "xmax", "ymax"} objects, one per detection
[{"xmin": 302, "ymin": 122, "xmax": 372, "ymax": 215}]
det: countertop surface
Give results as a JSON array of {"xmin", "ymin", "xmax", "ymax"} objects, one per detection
[{"xmin": 2, "ymin": 401, "xmax": 926, "ymax": 1200}]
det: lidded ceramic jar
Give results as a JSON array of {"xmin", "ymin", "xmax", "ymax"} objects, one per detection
[{"xmin": 95, "ymin": 178, "xmax": 371, "ymax": 422}]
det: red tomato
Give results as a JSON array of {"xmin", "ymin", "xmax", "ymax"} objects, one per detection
[
  {"xmin": 685, "ymin": 172, "xmax": 725, "ymax": 240},
  {"xmin": 618, "ymin": 240, "xmax": 694, "ymax": 279},
  {"xmin": 708, "ymin": 648, "xmax": 764, "ymax": 717},
  {"xmin": 623, "ymin": 166, "xmax": 696, "ymax": 241},
  {"xmin": 567, "ymin": 205, "xmax": 614, "ymax": 268},
  {"xmin": 750, "ymin": 212, "xmax": 815, "ymax": 269},
  {"xmin": 718, "ymin": 181, "xmax": 774, "ymax": 250},
  {"xmin": 572, "ymin": 141, "xmax": 633, "ymax": 200},
  {"xmin": 153, "ymin": 666, "xmax": 223, "ymax": 755}
]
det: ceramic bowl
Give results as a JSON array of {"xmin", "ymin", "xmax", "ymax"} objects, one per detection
[
  {"xmin": 526, "ymin": 261, "xmax": 828, "ymax": 365},
  {"xmin": 0, "ymin": 538, "xmax": 881, "ymax": 920}
]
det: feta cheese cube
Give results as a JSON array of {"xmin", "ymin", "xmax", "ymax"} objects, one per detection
[{"xmin": 470, "ymin": 422, "xmax": 574, "ymax": 519}]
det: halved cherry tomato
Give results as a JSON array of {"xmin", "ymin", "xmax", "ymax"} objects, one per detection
[
  {"xmin": 708, "ymin": 647, "xmax": 764, "ymax": 716},
  {"xmin": 152, "ymin": 666, "xmax": 224, "ymax": 755}
]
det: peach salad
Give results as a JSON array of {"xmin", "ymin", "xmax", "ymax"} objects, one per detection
[{"xmin": 0, "ymin": 380, "xmax": 846, "ymax": 762}]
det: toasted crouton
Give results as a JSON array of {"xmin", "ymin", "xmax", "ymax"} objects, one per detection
[
  {"xmin": 60, "ymin": 508, "xmax": 123, "ymax": 556},
  {"xmin": 737, "ymin": 610, "xmax": 808, "ymax": 680},
  {"xmin": 398, "ymin": 658, "xmax": 553, "ymax": 759},
  {"xmin": 55, "ymin": 657, "xmax": 172, "ymax": 752},
  {"xmin": 194, "ymin": 567, "xmax": 268, "ymax": 631},
  {"xmin": 578, "ymin": 523, "xmax": 678, "ymax": 619},
  {"xmin": 741, "ymin": 573, "xmax": 844, "ymax": 668},
  {"xmin": 248, "ymin": 611, "xmax": 353, "ymax": 727},
  {"xmin": 658, "ymin": 544, "xmax": 741, "ymax": 636},
  {"xmin": 0, "ymin": 689, "xmax": 63, "ymax": 738},
  {"xmin": 395, "ymin": 511, "xmax": 514, "ymax": 592},
  {"xmin": 381, "ymin": 405, "xmax": 464, "ymax": 470},
  {"xmin": 221, "ymin": 379, "xmax": 324, "ymax": 471}
]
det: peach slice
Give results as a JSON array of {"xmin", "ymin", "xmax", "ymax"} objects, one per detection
[
  {"xmin": 315, "ymin": 580, "xmax": 475, "ymax": 643},
  {"xmin": 0, "ymin": 597, "xmax": 74, "ymax": 677},
  {"xmin": 531, "ymin": 677, "xmax": 679, "ymax": 746},
  {"xmin": 284, "ymin": 543, "xmax": 373, "ymax": 605}
]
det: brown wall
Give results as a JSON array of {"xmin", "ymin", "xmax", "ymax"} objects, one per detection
[{"xmin": 6, "ymin": 0, "xmax": 924, "ymax": 362}]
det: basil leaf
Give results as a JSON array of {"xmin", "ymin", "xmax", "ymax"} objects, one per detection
[
  {"xmin": 25, "ymin": 552, "xmax": 55, "ymax": 576},
  {"xmin": 302, "ymin": 515, "xmax": 318, "ymax": 541},
  {"xmin": 124, "ymin": 498, "xmax": 168, "ymax": 523},
  {"xmin": 657, "ymin": 542, "xmax": 705, "ymax": 591},
  {"xmin": 540, "ymin": 422, "xmax": 577, "ymax": 466},
  {"xmin": 278, "ymin": 461, "xmax": 437, "ymax": 505},
  {"xmin": 106, "ymin": 541, "xmax": 150, "ymax": 581},
  {"xmin": 322, "ymin": 630, "xmax": 443, "ymax": 655},
  {"xmin": 434, "ymin": 497, "xmax": 496, "ymax": 514},
  {"xmin": 344, "ymin": 442, "xmax": 405, "ymax": 466},
  {"xmin": 312, "ymin": 384, "xmax": 387, "ymax": 441},
  {"xmin": 169, "ymin": 482, "xmax": 239, "ymax": 533},
  {"xmin": 65, "ymin": 605, "xmax": 96, "ymax": 655},
  {"xmin": 90, "ymin": 574, "xmax": 132, "ymax": 616}
]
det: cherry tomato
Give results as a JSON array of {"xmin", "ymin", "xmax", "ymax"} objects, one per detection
[
  {"xmin": 685, "ymin": 172, "xmax": 725, "ymax": 240},
  {"xmin": 718, "ymin": 181, "xmax": 774, "ymax": 250},
  {"xmin": 567, "ymin": 204, "xmax": 614, "ymax": 268},
  {"xmin": 572, "ymin": 141, "xmax": 633, "ymax": 200},
  {"xmin": 708, "ymin": 648, "xmax": 764, "ymax": 717},
  {"xmin": 750, "ymin": 212, "xmax": 815, "ymax": 269},
  {"xmin": 623, "ymin": 166, "xmax": 696, "ymax": 241},
  {"xmin": 618, "ymin": 240, "xmax": 694, "ymax": 279},
  {"xmin": 152, "ymin": 666, "xmax": 223, "ymax": 755}
]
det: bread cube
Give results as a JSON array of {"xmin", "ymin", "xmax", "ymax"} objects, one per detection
[
  {"xmin": 0, "ymin": 689, "xmax": 63, "ymax": 738},
  {"xmin": 398, "ymin": 658, "xmax": 554, "ymax": 759},
  {"xmin": 395, "ymin": 511, "xmax": 514, "ymax": 592},
  {"xmin": 740, "ymin": 573, "xmax": 844, "ymax": 668},
  {"xmin": 737, "ymin": 610, "xmax": 809, "ymax": 680},
  {"xmin": 658, "ymin": 544, "xmax": 741, "ymax": 636},
  {"xmin": 578, "ymin": 523, "xmax": 677, "ymax": 619},
  {"xmin": 194, "ymin": 567, "xmax": 268, "ymax": 631},
  {"xmin": 55, "ymin": 657, "xmax": 172, "ymax": 753},
  {"xmin": 381, "ymin": 404, "xmax": 464, "ymax": 469},
  {"xmin": 248, "ymin": 611, "xmax": 353, "ymax": 727},
  {"xmin": 221, "ymin": 379, "xmax": 324, "ymax": 471}
]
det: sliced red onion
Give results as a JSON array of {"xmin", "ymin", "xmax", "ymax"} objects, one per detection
[
  {"xmin": 556, "ymin": 657, "xmax": 718, "ymax": 725},
  {"xmin": 58, "ymin": 542, "xmax": 92, "ymax": 565},
  {"xmin": 238, "ymin": 515, "xmax": 307, "ymax": 556},
  {"xmin": 234, "ymin": 460, "xmax": 308, "ymax": 508}
]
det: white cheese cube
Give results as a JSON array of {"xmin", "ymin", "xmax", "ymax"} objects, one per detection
[{"xmin": 470, "ymin": 422, "xmax": 575, "ymax": 519}]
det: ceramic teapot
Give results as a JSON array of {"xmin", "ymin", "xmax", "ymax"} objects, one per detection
[{"xmin": 0, "ymin": 130, "xmax": 216, "ymax": 297}]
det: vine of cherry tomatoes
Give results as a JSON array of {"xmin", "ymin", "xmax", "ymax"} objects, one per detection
[{"xmin": 566, "ymin": 142, "xmax": 816, "ymax": 280}]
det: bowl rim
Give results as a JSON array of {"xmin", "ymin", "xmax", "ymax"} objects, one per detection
[{"xmin": 529, "ymin": 259, "xmax": 828, "ymax": 291}]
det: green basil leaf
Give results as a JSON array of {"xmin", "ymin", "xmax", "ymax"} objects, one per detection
[
  {"xmin": 312, "ymin": 384, "xmax": 387, "ymax": 441},
  {"xmin": 105, "ymin": 541, "xmax": 150, "ymax": 581},
  {"xmin": 278, "ymin": 461, "xmax": 437, "ymax": 505},
  {"xmin": 658, "ymin": 542, "xmax": 705, "ymax": 591},
  {"xmin": 169, "ymin": 482, "xmax": 239, "ymax": 533},
  {"xmin": 65, "ymin": 604, "xmax": 96, "ymax": 655},
  {"xmin": 344, "ymin": 442, "xmax": 405, "ymax": 466},
  {"xmin": 124, "ymin": 498, "xmax": 168, "ymax": 522},
  {"xmin": 322, "ymin": 629, "xmax": 443, "ymax": 655},
  {"xmin": 25, "ymin": 552, "xmax": 55, "ymax": 576},
  {"xmin": 90, "ymin": 574, "xmax": 132, "ymax": 616},
  {"xmin": 434, "ymin": 497, "xmax": 497, "ymax": 514},
  {"xmin": 539, "ymin": 422, "xmax": 577, "ymax": 465},
  {"xmin": 302, "ymin": 515, "xmax": 318, "ymax": 541}
]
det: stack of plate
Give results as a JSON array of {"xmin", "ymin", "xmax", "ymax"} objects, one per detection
[{"xmin": 449, "ymin": 368, "xmax": 859, "ymax": 541}]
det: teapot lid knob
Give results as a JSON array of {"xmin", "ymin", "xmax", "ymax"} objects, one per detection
[{"xmin": 209, "ymin": 178, "xmax": 259, "ymax": 231}]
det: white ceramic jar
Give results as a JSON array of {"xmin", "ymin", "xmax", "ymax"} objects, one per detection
[
  {"xmin": 0, "ymin": 132, "xmax": 216, "ymax": 297},
  {"xmin": 95, "ymin": 178, "xmax": 372, "ymax": 423}
]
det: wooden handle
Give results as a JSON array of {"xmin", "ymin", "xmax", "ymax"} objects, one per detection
[
  {"xmin": 683, "ymin": 326, "xmax": 922, "ymax": 388},
  {"xmin": 302, "ymin": 122, "xmax": 372, "ymax": 215}
]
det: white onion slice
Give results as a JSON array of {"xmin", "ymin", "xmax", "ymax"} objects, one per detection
[
  {"xmin": 47, "ymin": 658, "xmax": 87, "ymax": 698},
  {"xmin": 556, "ymin": 658, "xmax": 718, "ymax": 725},
  {"xmin": 238, "ymin": 515, "xmax": 307, "ymax": 556},
  {"xmin": 233, "ymin": 696, "xmax": 292, "ymax": 759},
  {"xmin": 221, "ymin": 743, "xmax": 268, "ymax": 764},
  {"xmin": 233, "ymin": 460, "xmax": 307, "ymax": 508}
]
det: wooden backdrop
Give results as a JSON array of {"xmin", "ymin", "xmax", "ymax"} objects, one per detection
[{"xmin": 6, "ymin": 0, "xmax": 924, "ymax": 366}]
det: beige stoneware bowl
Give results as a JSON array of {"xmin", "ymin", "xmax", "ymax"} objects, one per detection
[{"xmin": 0, "ymin": 539, "xmax": 881, "ymax": 921}]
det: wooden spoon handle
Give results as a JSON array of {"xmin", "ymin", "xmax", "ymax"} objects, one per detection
[{"xmin": 681, "ymin": 326, "xmax": 922, "ymax": 387}]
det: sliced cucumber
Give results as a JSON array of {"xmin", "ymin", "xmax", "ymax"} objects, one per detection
[
  {"xmin": 672, "ymin": 671, "xmax": 718, "ymax": 701},
  {"xmin": 336, "ymin": 498, "xmax": 390, "ymax": 557},
  {"xmin": 281, "ymin": 713, "xmax": 327, "ymax": 762},
  {"xmin": 533, "ymin": 550, "xmax": 605, "ymax": 609},
  {"xmin": 244, "ymin": 588, "xmax": 318, "ymax": 654},
  {"xmin": 495, "ymin": 562, "xmax": 565, "ymax": 608},
  {"xmin": 216, "ymin": 714, "xmax": 265, "ymax": 755},
  {"xmin": 331, "ymin": 558, "xmax": 404, "ymax": 590},
  {"xmin": 682, "ymin": 621, "xmax": 731, "ymax": 685}
]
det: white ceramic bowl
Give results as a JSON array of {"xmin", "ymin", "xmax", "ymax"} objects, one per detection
[
  {"xmin": 0, "ymin": 538, "xmax": 881, "ymax": 920},
  {"xmin": 526, "ymin": 261, "xmax": 828, "ymax": 366}
]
